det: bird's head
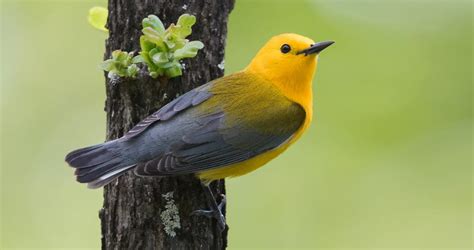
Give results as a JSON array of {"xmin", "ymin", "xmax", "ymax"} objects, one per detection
[{"xmin": 247, "ymin": 33, "xmax": 334, "ymax": 92}]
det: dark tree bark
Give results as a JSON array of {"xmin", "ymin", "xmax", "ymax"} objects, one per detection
[{"xmin": 98, "ymin": 1, "xmax": 234, "ymax": 249}]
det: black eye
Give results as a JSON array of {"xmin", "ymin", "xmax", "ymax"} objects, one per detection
[{"xmin": 280, "ymin": 44, "xmax": 291, "ymax": 54}]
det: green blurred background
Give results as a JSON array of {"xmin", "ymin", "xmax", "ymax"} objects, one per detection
[{"xmin": 1, "ymin": 0, "xmax": 472, "ymax": 249}]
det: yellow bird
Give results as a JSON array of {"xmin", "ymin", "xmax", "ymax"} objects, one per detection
[{"xmin": 66, "ymin": 33, "xmax": 334, "ymax": 227}]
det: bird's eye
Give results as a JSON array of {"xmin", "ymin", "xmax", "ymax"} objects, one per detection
[{"xmin": 280, "ymin": 44, "xmax": 291, "ymax": 54}]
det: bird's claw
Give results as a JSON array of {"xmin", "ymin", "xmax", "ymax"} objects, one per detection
[
  {"xmin": 191, "ymin": 209, "xmax": 215, "ymax": 217},
  {"xmin": 191, "ymin": 194, "xmax": 227, "ymax": 231},
  {"xmin": 216, "ymin": 194, "xmax": 227, "ymax": 210}
]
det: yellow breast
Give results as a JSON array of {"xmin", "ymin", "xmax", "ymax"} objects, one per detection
[{"xmin": 197, "ymin": 81, "xmax": 313, "ymax": 182}]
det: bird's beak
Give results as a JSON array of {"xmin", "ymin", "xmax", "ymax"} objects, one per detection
[{"xmin": 297, "ymin": 41, "xmax": 335, "ymax": 56}]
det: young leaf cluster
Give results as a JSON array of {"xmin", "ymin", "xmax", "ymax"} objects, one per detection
[
  {"xmin": 100, "ymin": 50, "xmax": 139, "ymax": 79},
  {"xmin": 101, "ymin": 14, "xmax": 204, "ymax": 79}
]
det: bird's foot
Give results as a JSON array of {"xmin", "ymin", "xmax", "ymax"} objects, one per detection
[{"xmin": 191, "ymin": 194, "xmax": 227, "ymax": 231}]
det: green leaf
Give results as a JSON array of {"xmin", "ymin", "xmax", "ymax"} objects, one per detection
[
  {"xmin": 111, "ymin": 50, "xmax": 121, "ymax": 59},
  {"xmin": 152, "ymin": 52, "xmax": 169, "ymax": 65},
  {"xmin": 142, "ymin": 15, "xmax": 165, "ymax": 33},
  {"xmin": 159, "ymin": 61, "xmax": 177, "ymax": 69},
  {"xmin": 132, "ymin": 55, "xmax": 145, "ymax": 63},
  {"xmin": 142, "ymin": 26, "xmax": 162, "ymax": 38},
  {"xmin": 165, "ymin": 65, "xmax": 182, "ymax": 78},
  {"xmin": 101, "ymin": 50, "xmax": 140, "ymax": 79},
  {"xmin": 100, "ymin": 59, "xmax": 115, "ymax": 71},
  {"xmin": 163, "ymin": 32, "xmax": 177, "ymax": 49},
  {"xmin": 164, "ymin": 33, "xmax": 186, "ymax": 50},
  {"xmin": 148, "ymin": 48, "xmax": 160, "ymax": 57},
  {"xmin": 173, "ymin": 41, "xmax": 204, "ymax": 60},
  {"xmin": 127, "ymin": 64, "xmax": 139, "ymax": 77},
  {"xmin": 172, "ymin": 14, "xmax": 196, "ymax": 38},
  {"xmin": 140, "ymin": 51, "xmax": 153, "ymax": 65},
  {"xmin": 177, "ymin": 14, "xmax": 196, "ymax": 27},
  {"xmin": 88, "ymin": 6, "xmax": 108, "ymax": 32},
  {"xmin": 142, "ymin": 27, "xmax": 164, "ymax": 46},
  {"xmin": 167, "ymin": 23, "xmax": 189, "ymax": 40},
  {"xmin": 116, "ymin": 51, "xmax": 128, "ymax": 62},
  {"xmin": 140, "ymin": 36, "xmax": 156, "ymax": 52}
]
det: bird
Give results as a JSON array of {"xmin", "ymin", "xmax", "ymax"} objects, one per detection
[{"xmin": 65, "ymin": 33, "xmax": 334, "ymax": 228}]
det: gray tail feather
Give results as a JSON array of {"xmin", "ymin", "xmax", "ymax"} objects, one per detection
[
  {"xmin": 86, "ymin": 164, "xmax": 136, "ymax": 189},
  {"xmin": 65, "ymin": 141, "xmax": 134, "ymax": 189}
]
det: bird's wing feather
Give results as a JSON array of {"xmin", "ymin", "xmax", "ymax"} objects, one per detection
[
  {"xmin": 133, "ymin": 73, "xmax": 306, "ymax": 176},
  {"xmin": 124, "ymin": 83, "xmax": 213, "ymax": 139},
  {"xmin": 134, "ymin": 111, "xmax": 302, "ymax": 176}
]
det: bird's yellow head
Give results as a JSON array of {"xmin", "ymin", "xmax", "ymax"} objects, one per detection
[{"xmin": 246, "ymin": 33, "xmax": 334, "ymax": 101}]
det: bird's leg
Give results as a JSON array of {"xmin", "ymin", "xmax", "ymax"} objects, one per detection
[{"xmin": 191, "ymin": 181, "xmax": 227, "ymax": 231}]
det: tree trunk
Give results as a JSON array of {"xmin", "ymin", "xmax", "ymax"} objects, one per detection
[{"xmin": 99, "ymin": 1, "xmax": 234, "ymax": 249}]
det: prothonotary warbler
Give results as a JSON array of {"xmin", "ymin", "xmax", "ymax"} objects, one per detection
[{"xmin": 66, "ymin": 33, "xmax": 334, "ymax": 228}]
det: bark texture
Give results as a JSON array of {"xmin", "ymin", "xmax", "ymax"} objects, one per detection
[{"xmin": 99, "ymin": 1, "xmax": 234, "ymax": 249}]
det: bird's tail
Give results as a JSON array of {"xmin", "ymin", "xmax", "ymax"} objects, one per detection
[{"xmin": 65, "ymin": 141, "xmax": 135, "ymax": 189}]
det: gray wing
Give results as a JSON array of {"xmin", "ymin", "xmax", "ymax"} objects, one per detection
[
  {"xmin": 133, "ymin": 103, "xmax": 305, "ymax": 176},
  {"xmin": 124, "ymin": 83, "xmax": 213, "ymax": 139}
]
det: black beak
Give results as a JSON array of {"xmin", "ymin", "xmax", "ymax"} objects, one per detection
[{"xmin": 297, "ymin": 41, "xmax": 335, "ymax": 56}]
